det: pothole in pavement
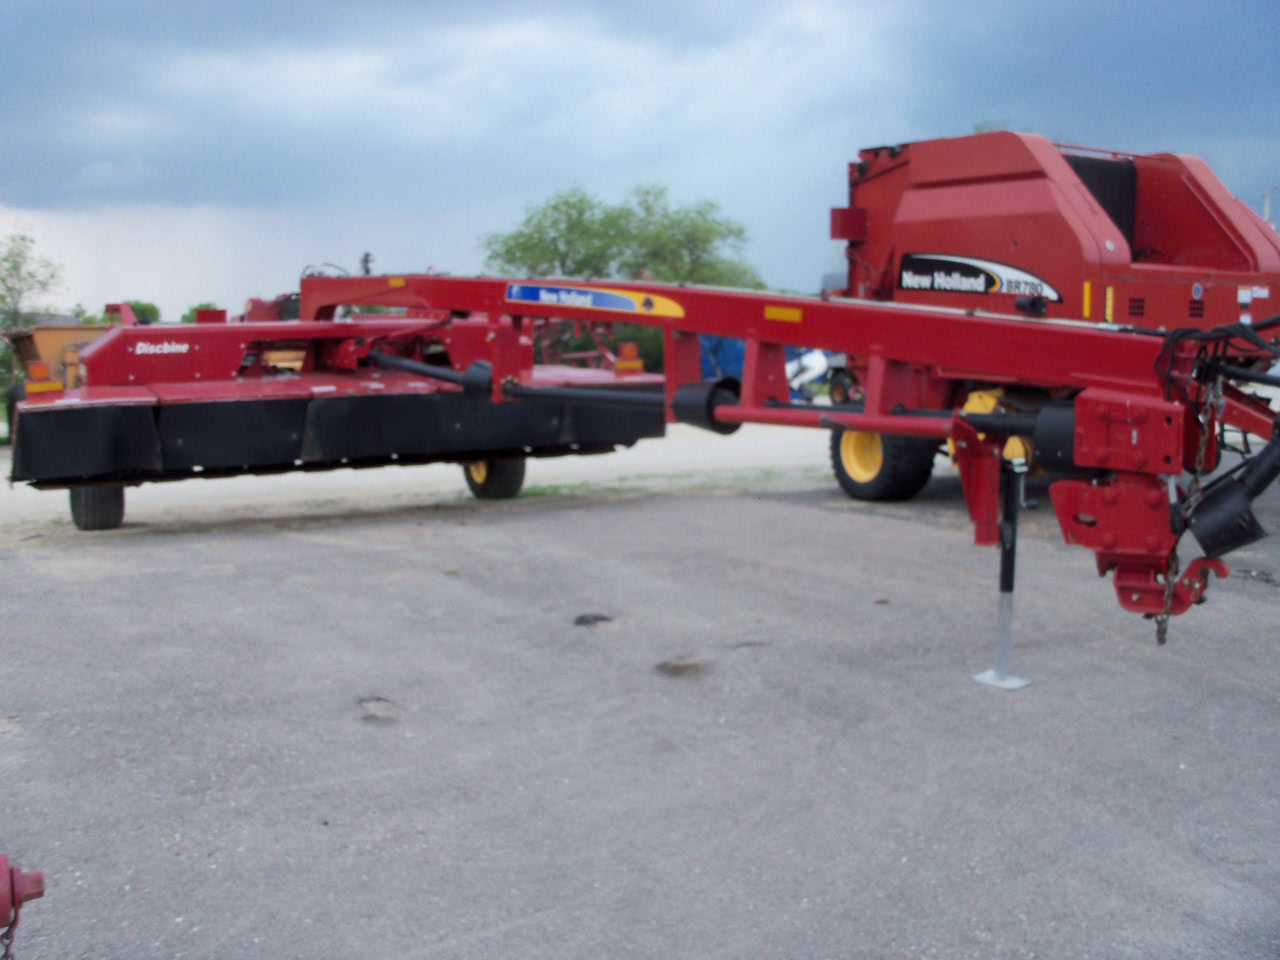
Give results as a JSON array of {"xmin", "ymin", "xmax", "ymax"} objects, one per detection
[
  {"xmin": 655, "ymin": 657, "xmax": 712, "ymax": 678},
  {"xmin": 357, "ymin": 697, "xmax": 401, "ymax": 726}
]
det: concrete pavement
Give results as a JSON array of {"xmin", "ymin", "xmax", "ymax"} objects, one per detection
[{"xmin": 1, "ymin": 428, "xmax": 1278, "ymax": 958}]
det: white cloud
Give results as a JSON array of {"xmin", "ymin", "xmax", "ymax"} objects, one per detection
[
  {"xmin": 0, "ymin": 198, "xmax": 516, "ymax": 323},
  {"xmin": 0, "ymin": 205, "xmax": 287, "ymax": 320}
]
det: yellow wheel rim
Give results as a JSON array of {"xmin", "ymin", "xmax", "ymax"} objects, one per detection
[
  {"xmin": 840, "ymin": 431, "xmax": 883, "ymax": 483},
  {"xmin": 467, "ymin": 461, "xmax": 489, "ymax": 484}
]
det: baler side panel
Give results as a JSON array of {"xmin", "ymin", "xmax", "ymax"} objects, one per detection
[
  {"xmin": 904, "ymin": 131, "xmax": 1048, "ymax": 186},
  {"xmin": 1132, "ymin": 155, "xmax": 1255, "ymax": 271},
  {"xmin": 892, "ymin": 179, "xmax": 1093, "ymax": 316},
  {"xmin": 848, "ymin": 131, "xmax": 1134, "ymax": 320},
  {"xmin": 843, "ymin": 155, "xmax": 911, "ymax": 299}
]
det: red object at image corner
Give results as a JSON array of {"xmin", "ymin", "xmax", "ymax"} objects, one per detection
[{"xmin": 1, "ymin": 855, "xmax": 44, "ymax": 930}]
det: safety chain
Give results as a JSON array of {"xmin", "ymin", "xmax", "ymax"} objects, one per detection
[
  {"xmin": 1154, "ymin": 375, "xmax": 1223, "ymax": 645},
  {"xmin": 1182, "ymin": 375, "xmax": 1224, "ymax": 517}
]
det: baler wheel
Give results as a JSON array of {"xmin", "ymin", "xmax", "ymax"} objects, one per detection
[
  {"xmin": 830, "ymin": 427, "xmax": 937, "ymax": 502},
  {"xmin": 827, "ymin": 371, "xmax": 856, "ymax": 406},
  {"xmin": 463, "ymin": 457, "xmax": 526, "ymax": 500},
  {"xmin": 69, "ymin": 485, "xmax": 126, "ymax": 530}
]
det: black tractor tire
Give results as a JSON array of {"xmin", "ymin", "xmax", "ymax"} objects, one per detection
[
  {"xmin": 462, "ymin": 457, "xmax": 526, "ymax": 500},
  {"xmin": 827, "ymin": 370, "xmax": 856, "ymax": 406},
  {"xmin": 69, "ymin": 485, "xmax": 126, "ymax": 531},
  {"xmin": 5, "ymin": 382, "xmax": 25, "ymax": 444},
  {"xmin": 830, "ymin": 427, "xmax": 938, "ymax": 502}
]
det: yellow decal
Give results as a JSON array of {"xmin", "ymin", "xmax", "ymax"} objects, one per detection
[
  {"xmin": 1082, "ymin": 280, "xmax": 1092, "ymax": 319},
  {"xmin": 388, "ymin": 277, "xmax": 407, "ymax": 288},
  {"xmin": 603, "ymin": 288, "xmax": 685, "ymax": 319},
  {"xmin": 765, "ymin": 305, "xmax": 802, "ymax": 323},
  {"xmin": 1104, "ymin": 285, "xmax": 1114, "ymax": 323}
]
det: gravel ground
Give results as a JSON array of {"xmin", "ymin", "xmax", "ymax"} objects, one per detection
[{"xmin": 1, "ymin": 424, "xmax": 1278, "ymax": 959}]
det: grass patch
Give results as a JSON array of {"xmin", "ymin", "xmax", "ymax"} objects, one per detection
[{"xmin": 520, "ymin": 481, "xmax": 642, "ymax": 499}]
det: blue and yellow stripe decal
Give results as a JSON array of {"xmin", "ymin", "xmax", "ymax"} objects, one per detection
[{"xmin": 505, "ymin": 283, "xmax": 685, "ymax": 319}]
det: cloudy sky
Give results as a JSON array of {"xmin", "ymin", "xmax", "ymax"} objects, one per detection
[{"xmin": 2, "ymin": 0, "xmax": 1277, "ymax": 321}]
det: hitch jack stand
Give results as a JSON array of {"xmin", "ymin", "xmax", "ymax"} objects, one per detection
[{"xmin": 974, "ymin": 461, "xmax": 1031, "ymax": 691}]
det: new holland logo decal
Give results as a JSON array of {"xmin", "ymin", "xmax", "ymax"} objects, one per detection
[
  {"xmin": 505, "ymin": 284, "xmax": 685, "ymax": 319},
  {"xmin": 898, "ymin": 254, "xmax": 1062, "ymax": 303}
]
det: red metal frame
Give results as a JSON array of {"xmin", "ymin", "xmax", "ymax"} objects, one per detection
[
  {"xmin": 17, "ymin": 269, "xmax": 1276, "ymax": 618},
  {"xmin": 290, "ymin": 272, "xmax": 1275, "ymax": 615}
]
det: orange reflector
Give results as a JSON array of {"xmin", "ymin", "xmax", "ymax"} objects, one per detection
[{"xmin": 25, "ymin": 360, "xmax": 50, "ymax": 381}]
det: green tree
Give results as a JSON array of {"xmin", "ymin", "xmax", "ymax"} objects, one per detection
[
  {"xmin": 482, "ymin": 186, "xmax": 764, "ymax": 370},
  {"xmin": 1, "ymin": 232, "xmax": 64, "ymax": 388},
  {"xmin": 126, "ymin": 300, "xmax": 161, "ymax": 325},
  {"xmin": 617, "ymin": 185, "xmax": 764, "ymax": 288},
  {"xmin": 0, "ymin": 232, "xmax": 62, "ymax": 332},
  {"xmin": 483, "ymin": 187, "xmax": 630, "ymax": 279},
  {"xmin": 71, "ymin": 303, "xmax": 103, "ymax": 325},
  {"xmin": 483, "ymin": 184, "xmax": 763, "ymax": 288},
  {"xmin": 181, "ymin": 302, "xmax": 218, "ymax": 324}
]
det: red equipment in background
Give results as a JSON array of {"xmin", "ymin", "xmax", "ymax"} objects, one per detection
[
  {"xmin": 830, "ymin": 131, "xmax": 1279, "ymax": 324},
  {"xmin": 822, "ymin": 132, "xmax": 1279, "ymax": 507}
]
